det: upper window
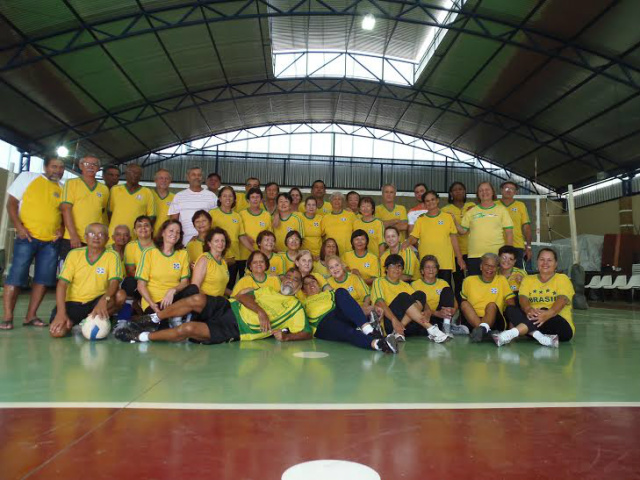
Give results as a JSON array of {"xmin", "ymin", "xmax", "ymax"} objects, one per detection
[{"xmin": 270, "ymin": 0, "xmax": 467, "ymax": 85}]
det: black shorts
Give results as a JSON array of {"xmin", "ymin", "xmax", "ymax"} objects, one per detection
[
  {"xmin": 49, "ymin": 296, "xmax": 102, "ymax": 325},
  {"xmin": 198, "ymin": 296, "xmax": 240, "ymax": 345}
]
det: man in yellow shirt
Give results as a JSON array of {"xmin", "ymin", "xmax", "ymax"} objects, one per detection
[
  {"xmin": 304, "ymin": 179, "xmax": 332, "ymax": 215},
  {"xmin": 235, "ymin": 177, "xmax": 260, "ymax": 212},
  {"xmin": 500, "ymin": 181, "xmax": 532, "ymax": 269},
  {"xmin": 2, "ymin": 156, "xmax": 65, "ymax": 330},
  {"xmin": 49, "ymin": 223, "xmax": 126, "ymax": 338},
  {"xmin": 60, "ymin": 155, "xmax": 110, "ymax": 261},
  {"xmin": 116, "ymin": 269, "xmax": 308, "ymax": 344},
  {"xmin": 375, "ymin": 184, "xmax": 408, "ymax": 242},
  {"xmin": 108, "ymin": 163, "xmax": 155, "ymax": 241},
  {"xmin": 102, "ymin": 165, "xmax": 120, "ymax": 190},
  {"xmin": 152, "ymin": 168, "xmax": 175, "ymax": 236}
]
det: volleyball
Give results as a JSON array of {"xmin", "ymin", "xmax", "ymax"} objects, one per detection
[{"xmin": 80, "ymin": 315, "xmax": 111, "ymax": 341}]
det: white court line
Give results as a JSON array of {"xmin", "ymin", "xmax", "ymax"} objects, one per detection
[{"xmin": 1, "ymin": 401, "xmax": 640, "ymax": 410}]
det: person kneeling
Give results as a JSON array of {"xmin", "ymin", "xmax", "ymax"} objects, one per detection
[
  {"xmin": 115, "ymin": 269, "xmax": 307, "ymax": 344},
  {"xmin": 49, "ymin": 223, "xmax": 126, "ymax": 338},
  {"xmin": 275, "ymin": 276, "xmax": 398, "ymax": 353}
]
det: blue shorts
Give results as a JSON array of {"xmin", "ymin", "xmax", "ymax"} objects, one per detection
[{"xmin": 6, "ymin": 238, "xmax": 59, "ymax": 287}]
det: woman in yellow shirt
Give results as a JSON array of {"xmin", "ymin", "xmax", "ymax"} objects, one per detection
[
  {"xmin": 272, "ymin": 192, "xmax": 304, "ymax": 252},
  {"xmin": 346, "ymin": 191, "xmax": 360, "ymax": 215},
  {"xmin": 313, "ymin": 238, "xmax": 339, "ymax": 278},
  {"xmin": 123, "ymin": 215, "xmax": 154, "ymax": 290},
  {"xmin": 256, "ymin": 230, "xmax": 286, "ymax": 276},
  {"xmin": 300, "ymin": 197, "xmax": 323, "ymax": 259},
  {"xmin": 493, "ymin": 248, "xmax": 574, "ymax": 348},
  {"xmin": 498, "ymin": 245, "xmax": 527, "ymax": 293},
  {"xmin": 326, "ymin": 255, "xmax": 373, "ymax": 315},
  {"xmin": 231, "ymin": 250, "xmax": 281, "ymax": 297},
  {"xmin": 136, "ymin": 219, "xmax": 191, "ymax": 315},
  {"xmin": 354, "ymin": 196, "xmax": 385, "ymax": 256},
  {"xmin": 289, "ymin": 187, "xmax": 303, "ymax": 214},
  {"xmin": 239, "ymin": 187, "xmax": 273, "ymax": 272},
  {"xmin": 321, "ymin": 192, "xmax": 356, "ymax": 254},
  {"xmin": 379, "ymin": 226, "xmax": 419, "ymax": 282},
  {"xmin": 294, "ymin": 249, "xmax": 329, "ymax": 301},
  {"xmin": 185, "ymin": 210, "xmax": 212, "ymax": 267},
  {"xmin": 281, "ymin": 230, "xmax": 302, "ymax": 271},
  {"xmin": 342, "ymin": 230, "xmax": 380, "ymax": 286},
  {"xmin": 192, "ymin": 227, "xmax": 230, "ymax": 298},
  {"xmin": 371, "ymin": 253, "xmax": 449, "ymax": 343}
]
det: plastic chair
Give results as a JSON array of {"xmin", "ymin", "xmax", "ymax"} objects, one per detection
[
  {"xmin": 584, "ymin": 275, "xmax": 602, "ymax": 289},
  {"xmin": 619, "ymin": 274, "xmax": 640, "ymax": 302},
  {"xmin": 603, "ymin": 275, "xmax": 627, "ymax": 290}
]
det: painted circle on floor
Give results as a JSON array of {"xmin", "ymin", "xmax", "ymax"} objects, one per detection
[
  {"xmin": 293, "ymin": 352, "xmax": 329, "ymax": 359},
  {"xmin": 282, "ymin": 460, "xmax": 380, "ymax": 480}
]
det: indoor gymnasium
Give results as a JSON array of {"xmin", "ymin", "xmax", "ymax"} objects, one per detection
[{"xmin": 0, "ymin": 1, "xmax": 639, "ymax": 479}]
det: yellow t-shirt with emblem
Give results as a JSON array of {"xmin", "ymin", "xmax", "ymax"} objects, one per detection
[
  {"xmin": 301, "ymin": 290, "xmax": 335, "ymax": 333},
  {"xmin": 411, "ymin": 278, "xmax": 451, "ymax": 311},
  {"xmin": 135, "ymin": 248, "xmax": 190, "ymax": 310},
  {"xmin": 299, "ymin": 200, "xmax": 332, "ymax": 215},
  {"xmin": 300, "ymin": 213, "xmax": 323, "ymax": 257},
  {"xmin": 8, "ymin": 172, "xmax": 62, "ymax": 242},
  {"xmin": 461, "ymin": 275, "xmax": 514, "ymax": 316},
  {"xmin": 441, "ymin": 202, "xmax": 476, "ymax": 256},
  {"xmin": 354, "ymin": 217, "xmax": 385, "ymax": 256},
  {"xmin": 264, "ymin": 252, "xmax": 287, "ymax": 276},
  {"xmin": 379, "ymin": 248, "xmax": 419, "ymax": 280},
  {"xmin": 273, "ymin": 213, "xmax": 304, "ymax": 253},
  {"xmin": 371, "ymin": 277, "xmax": 415, "ymax": 305},
  {"xmin": 152, "ymin": 190, "xmax": 175, "ymax": 236},
  {"xmin": 239, "ymin": 209, "xmax": 272, "ymax": 261},
  {"xmin": 195, "ymin": 253, "xmax": 229, "ymax": 297},
  {"xmin": 503, "ymin": 267, "xmax": 527, "ymax": 293},
  {"xmin": 280, "ymin": 252, "xmax": 297, "ymax": 272},
  {"xmin": 375, "ymin": 203, "xmax": 408, "ymax": 242},
  {"xmin": 327, "ymin": 273, "xmax": 370, "ymax": 305},
  {"xmin": 342, "ymin": 250, "xmax": 381, "ymax": 281},
  {"xmin": 500, "ymin": 200, "xmax": 531, "ymax": 249},
  {"xmin": 231, "ymin": 274, "xmax": 281, "ymax": 297},
  {"xmin": 321, "ymin": 210, "xmax": 356, "ymax": 255},
  {"xmin": 61, "ymin": 178, "xmax": 109, "ymax": 242},
  {"xmin": 313, "ymin": 261, "xmax": 330, "ymax": 278},
  {"xmin": 518, "ymin": 273, "xmax": 575, "ymax": 332},
  {"xmin": 124, "ymin": 240, "xmax": 152, "ymax": 272},
  {"xmin": 410, "ymin": 211, "xmax": 457, "ymax": 270},
  {"xmin": 209, "ymin": 208, "xmax": 246, "ymax": 261},
  {"xmin": 58, "ymin": 247, "xmax": 123, "ymax": 303},
  {"xmin": 234, "ymin": 193, "xmax": 249, "ymax": 213},
  {"xmin": 296, "ymin": 272, "xmax": 328, "ymax": 302},
  {"xmin": 108, "ymin": 185, "xmax": 156, "ymax": 241},
  {"xmin": 461, "ymin": 203, "xmax": 514, "ymax": 258},
  {"xmin": 186, "ymin": 237, "xmax": 206, "ymax": 265},
  {"xmin": 230, "ymin": 287, "xmax": 308, "ymax": 341}
]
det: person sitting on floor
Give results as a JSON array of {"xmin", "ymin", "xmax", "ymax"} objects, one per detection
[{"xmin": 49, "ymin": 223, "xmax": 126, "ymax": 338}]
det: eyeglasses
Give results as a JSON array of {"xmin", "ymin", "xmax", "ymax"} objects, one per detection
[
  {"xmin": 387, "ymin": 263, "xmax": 403, "ymax": 269},
  {"xmin": 86, "ymin": 231, "xmax": 107, "ymax": 238},
  {"xmin": 82, "ymin": 162, "xmax": 100, "ymax": 168}
]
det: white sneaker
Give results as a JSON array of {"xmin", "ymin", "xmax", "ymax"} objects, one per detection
[
  {"xmin": 536, "ymin": 334, "xmax": 559, "ymax": 348},
  {"xmin": 393, "ymin": 332, "xmax": 406, "ymax": 342},
  {"xmin": 451, "ymin": 324, "xmax": 470, "ymax": 335},
  {"xmin": 427, "ymin": 325, "xmax": 449, "ymax": 343},
  {"xmin": 492, "ymin": 332, "xmax": 511, "ymax": 347}
]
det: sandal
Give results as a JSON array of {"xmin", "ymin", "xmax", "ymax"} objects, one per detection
[
  {"xmin": 23, "ymin": 318, "xmax": 47, "ymax": 327},
  {"xmin": 0, "ymin": 320, "xmax": 14, "ymax": 330}
]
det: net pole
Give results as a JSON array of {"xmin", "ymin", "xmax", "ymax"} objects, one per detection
[{"xmin": 567, "ymin": 184, "xmax": 579, "ymax": 264}]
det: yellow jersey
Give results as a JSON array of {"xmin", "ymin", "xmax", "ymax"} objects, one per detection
[
  {"xmin": 313, "ymin": 261, "xmax": 330, "ymax": 278},
  {"xmin": 353, "ymin": 217, "xmax": 385, "ymax": 256},
  {"xmin": 502, "ymin": 267, "xmax": 527, "ymax": 292},
  {"xmin": 234, "ymin": 193, "xmax": 249, "ymax": 213},
  {"xmin": 327, "ymin": 273, "xmax": 370, "ymax": 305},
  {"xmin": 61, "ymin": 177, "xmax": 109, "ymax": 242},
  {"xmin": 409, "ymin": 211, "xmax": 457, "ymax": 270},
  {"xmin": 441, "ymin": 202, "xmax": 476, "ymax": 255},
  {"xmin": 152, "ymin": 190, "xmax": 175, "ymax": 236},
  {"xmin": 136, "ymin": 247, "xmax": 190, "ymax": 310},
  {"xmin": 299, "ymin": 200, "xmax": 332, "ymax": 215},
  {"xmin": 280, "ymin": 252, "xmax": 297, "ymax": 272},
  {"xmin": 124, "ymin": 240, "xmax": 152, "ymax": 272},
  {"xmin": 266, "ymin": 252, "xmax": 287, "ymax": 276},
  {"xmin": 411, "ymin": 278, "xmax": 451, "ymax": 311},
  {"xmin": 108, "ymin": 185, "xmax": 156, "ymax": 241},
  {"xmin": 499, "ymin": 200, "xmax": 531, "ymax": 249},
  {"xmin": 231, "ymin": 274, "xmax": 281, "ymax": 297},
  {"xmin": 230, "ymin": 287, "xmax": 308, "ymax": 341},
  {"xmin": 273, "ymin": 212, "xmax": 304, "ymax": 253},
  {"xmin": 518, "ymin": 273, "xmax": 575, "ymax": 332},
  {"xmin": 379, "ymin": 248, "xmax": 419, "ymax": 280},
  {"xmin": 186, "ymin": 237, "xmax": 206, "ymax": 265},
  {"xmin": 301, "ymin": 290, "xmax": 335, "ymax": 333},
  {"xmin": 461, "ymin": 203, "xmax": 514, "ymax": 258},
  {"xmin": 239, "ymin": 208, "xmax": 272, "ymax": 261},
  {"xmin": 196, "ymin": 253, "xmax": 229, "ymax": 297},
  {"xmin": 8, "ymin": 172, "xmax": 62, "ymax": 242},
  {"xmin": 59, "ymin": 247, "xmax": 123, "ymax": 303},
  {"xmin": 375, "ymin": 203, "xmax": 408, "ymax": 241},
  {"xmin": 296, "ymin": 272, "xmax": 328, "ymax": 302},
  {"xmin": 371, "ymin": 277, "xmax": 415, "ymax": 305},
  {"xmin": 300, "ymin": 213, "xmax": 323, "ymax": 257},
  {"xmin": 342, "ymin": 250, "xmax": 381, "ymax": 281},
  {"xmin": 461, "ymin": 275, "xmax": 514, "ymax": 316},
  {"xmin": 209, "ymin": 208, "xmax": 246, "ymax": 260},
  {"xmin": 321, "ymin": 210, "xmax": 356, "ymax": 255}
]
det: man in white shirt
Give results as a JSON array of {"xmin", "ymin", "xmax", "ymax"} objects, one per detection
[{"xmin": 168, "ymin": 166, "xmax": 218, "ymax": 243}]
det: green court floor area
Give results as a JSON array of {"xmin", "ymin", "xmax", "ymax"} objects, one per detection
[{"xmin": 1, "ymin": 295, "xmax": 639, "ymax": 406}]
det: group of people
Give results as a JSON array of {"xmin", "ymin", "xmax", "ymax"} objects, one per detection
[{"xmin": 1, "ymin": 154, "xmax": 575, "ymax": 354}]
